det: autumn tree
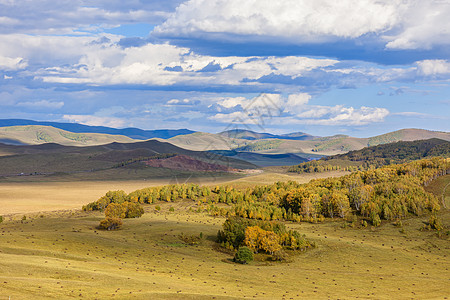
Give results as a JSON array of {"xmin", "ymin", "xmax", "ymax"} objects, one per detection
[
  {"xmin": 105, "ymin": 202, "xmax": 126, "ymax": 219},
  {"xmin": 98, "ymin": 217, "xmax": 122, "ymax": 230}
]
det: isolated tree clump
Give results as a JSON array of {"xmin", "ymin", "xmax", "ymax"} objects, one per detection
[
  {"xmin": 218, "ymin": 217, "xmax": 313, "ymax": 254},
  {"xmin": 233, "ymin": 246, "xmax": 254, "ymax": 264},
  {"xmin": 98, "ymin": 217, "xmax": 122, "ymax": 230}
]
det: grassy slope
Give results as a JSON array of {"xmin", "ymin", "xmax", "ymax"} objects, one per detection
[
  {"xmin": 169, "ymin": 129, "xmax": 450, "ymax": 156},
  {"xmin": 0, "ymin": 140, "xmax": 256, "ymax": 182},
  {"xmin": 425, "ymin": 174, "xmax": 450, "ymax": 208},
  {"xmin": 0, "ymin": 200, "xmax": 448, "ymax": 299},
  {"xmin": 168, "ymin": 132, "xmax": 248, "ymax": 151},
  {"xmin": 368, "ymin": 129, "xmax": 450, "ymax": 146},
  {"xmin": 0, "ymin": 125, "xmax": 136, "ymax": 146}
]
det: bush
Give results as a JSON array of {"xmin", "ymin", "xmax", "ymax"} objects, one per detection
[
  {"xmin": 271, "ymin": 250, "xmax": 288, "ymax": 262},
  {"xmin": 179, "ymin": 233, "xmax": 201, "ymax": 245},
  {"xmin": 0, "ymin": 215, "xmax": 3, "ymax": 223},
  {"xmin": 371, "ymin": 214, "xmax": 381, "ymax": 227},
  {"xmin": 428, "ymin": 214, "xmax": 443, "ymax": 231},
  {"xmin": 98, "ymin": 217, "xmax": 122, "ymax": 230},
  {"xmin": 233, "ymin": 246, "xmax": 253, "ymax": 264}
]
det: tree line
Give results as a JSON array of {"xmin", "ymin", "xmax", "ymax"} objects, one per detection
[{"xmin": 85, "ymin": 157, "xmax": 449, "ymax": 228}]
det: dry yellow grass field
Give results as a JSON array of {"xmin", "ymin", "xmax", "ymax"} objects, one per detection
[
  {"xmin": 0, "ymin": 172, "xmax": 448, "ymax": 299},
  {"xmin": 0, "ymin": 170, "xmax": 347, "ymax": 216},
  {"xmin": 0, "ymin": 200, "xmax": 449, "ymax": 299}
]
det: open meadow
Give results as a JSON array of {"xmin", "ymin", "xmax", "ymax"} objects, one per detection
[
  {"xmin": 0, "ymin": 171, "xmax": 448, "ymax": 299},
  {"xmin": 0, "ymin": 199, "xmax": 449, "ymax": 299},
  {"xmin": 0, "ymin": 170, "xmax": 347, "ymax": 216}
]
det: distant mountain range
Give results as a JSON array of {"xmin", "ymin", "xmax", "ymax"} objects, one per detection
[
  {"xmin": 0, "ymin": 119, "xmax": 449, "ymax": 161},
  {"xmin": 0, "ymin": 119, "xmax": 195, "ymax": 140},
  {"xmin": 218, "ymin": 129, "xmax": 317, "ymax": 141}
]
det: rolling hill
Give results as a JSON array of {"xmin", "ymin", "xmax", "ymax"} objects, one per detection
[
  {"xmin": 0, "ymin": 125, "xmax": 136, "ymax": 147},
  {"xmin": 170, "ymin": 128, "xmax": 450, "ymax": 156},
  {"xmin": 210, "ymin": 151, "xmax": 309, "ymax": 167},
  {"xmin": 0, "ymin": 119, "xmax": 195, "ymax": 140},
  {"xmin": 0, "ymin": 139, "xmax": 256, "ymax": 181},
  {"xmin": 218, "ymin": 129, "xmax": 317, "ymax": 140}
]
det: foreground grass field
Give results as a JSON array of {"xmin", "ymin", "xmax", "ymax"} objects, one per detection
[{"xmin": 0, "ymin": 198, "xmax": 449, "ymax": 299}]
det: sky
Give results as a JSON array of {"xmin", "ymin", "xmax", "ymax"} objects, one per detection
[{"xmin": 0, "ymin": 0, "xmax": 449, "ymax": 137}]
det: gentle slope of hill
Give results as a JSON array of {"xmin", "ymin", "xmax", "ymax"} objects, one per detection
[
  {"xmin": 0, "ymin": 125, "xmax": 136, "ymax": 146},
  {"xmin": 171, "ymin": 128, "xmax": 450, "ymax": 156},
  {"xmin": 0, "ymin": 119, "xmax": 195, "ymax": 140},
  {"xmin": 0, "ymin": 139, "xmax": 256, "ymax": 181},
  {"xmin": 218, "ymin": 129, "xmax": 317, "ymax": 140}
]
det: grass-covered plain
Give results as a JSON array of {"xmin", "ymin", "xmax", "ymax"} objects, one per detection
[
  {"xmin": 0, "ymin": 170, "xmax": 347, "ymax": 216},
  {"xmin": 0, "ymin": 172, "xmax": 449, "ymax": 299},
  {"xmin": 1, "ymin": 197, "xmax": 449, "ymax": 299}
]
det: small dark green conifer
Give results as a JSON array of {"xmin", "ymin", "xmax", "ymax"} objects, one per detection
[{"xmin": 233, "ymin": 246, "xmax": 253, "ymax": 264}]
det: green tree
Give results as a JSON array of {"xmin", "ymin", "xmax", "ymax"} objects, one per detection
[{"xmin": 233, "ymin": 246, "xmax": 254, "ymax": 264}]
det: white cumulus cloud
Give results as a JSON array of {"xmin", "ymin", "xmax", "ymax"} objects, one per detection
[
  {"xmin": 155, "ymin": 0, "xmax": 450, "ymax": 50},
  {"xmin": 0, "ymin": 55, "xmax": 28, "ymax": 70},
  {"xmin": 416, "ymin": 60, "xmax": 450, "ymax": 76},
  {"xmin": 211, "ymin": 93, "xmax": 389, "ymax": 126},
  {"xmin": 156, "ymin": 0, "xmax": 398, "ymax": 40}
]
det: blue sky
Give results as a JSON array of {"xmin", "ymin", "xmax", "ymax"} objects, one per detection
[{"xmin": 0, "ymin": 0, "xmax": 449, "ymax": 137}]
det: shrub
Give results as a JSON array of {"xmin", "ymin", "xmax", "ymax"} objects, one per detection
[
  {"xmin": 98, "ymin": 217, "xmax": 122, "ymax": 230},
  {"xmin": 169, "ymin": 206, "xmax": 175, "ymax": 212},
  {"xmin": 371, "ymin": 214, "xmax": 381, "ymax": 227},
  {"xmin": 179, "ymin": 233, "xmax": 201, "ymax": 245},
  {"xmin": 155, "ymin": 205, "xmax": 161, "ymax": 211},
  {"xmin": 0, "ymin": 215, "xmax": 3, "ymax": 223},
  {"xmin": 428, "ymin": 214, "xmax": 443, "ymax": 231},
  {"xmin": 233, "ymin": 246, "xmax": 253, "ymax": 264},
  {"xmin": 271, "ymin": 250, "xmax": 288, "ymax": 262}
]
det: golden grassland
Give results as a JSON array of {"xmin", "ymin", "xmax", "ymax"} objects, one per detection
[
  {"xmin": 0, "ymin": 170, "xmax": 347, "ymax": 216},
  {"xmin": 0, "ymin": 200, "xmax": 449, "ymax": 299},
  {"xmin": 0, "ymin": 172, "xmax": 448, "ymax": 299}
]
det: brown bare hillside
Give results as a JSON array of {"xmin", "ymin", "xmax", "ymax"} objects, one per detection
[{"xmin": 144, "ymin": 154, "xmax": 237, "ymax": 172}]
